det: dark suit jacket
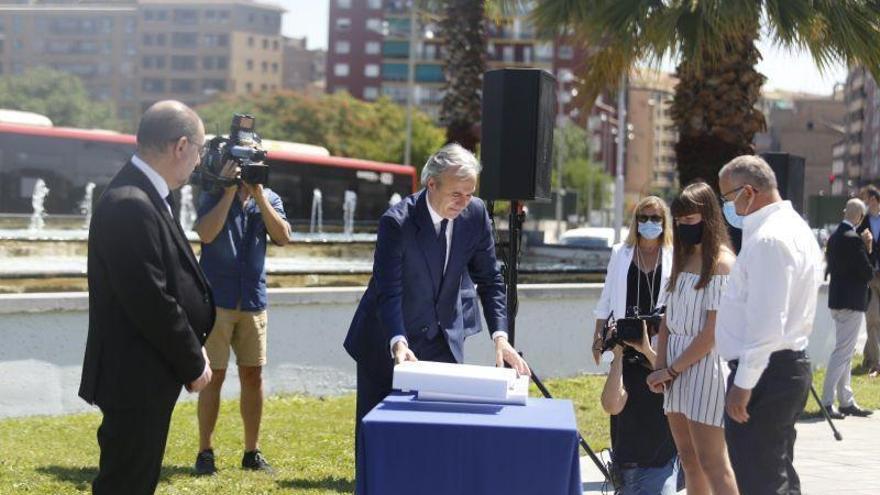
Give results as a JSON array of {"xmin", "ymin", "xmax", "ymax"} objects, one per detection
[
  {"xmin": 343, "ymin": 190, "xmax": 506, "ymax": 380},
  {"xmin": 827, "ymin": 221, "xmax": 874, "ymax": 312},
  {"xmin": 79, "ymin": 161, "xmax": 215, "ymax": 409}
]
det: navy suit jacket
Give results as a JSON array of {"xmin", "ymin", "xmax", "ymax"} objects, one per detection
[{"xmin": 344, "ymin": 189, "xmax": 507, "ymax": 379}]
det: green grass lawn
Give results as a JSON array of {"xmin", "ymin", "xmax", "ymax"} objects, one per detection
[{"xmin": 1, "ymin": 358, "xmax": 878, "ymax": 495}]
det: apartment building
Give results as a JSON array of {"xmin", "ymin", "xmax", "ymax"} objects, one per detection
[
  {"xmin": 0, "ymin": 0, "xmax": 284, "ymax": 125},
  {"xmin": 326, "ymin": 0, "xmax": 582, "ymax": 120}
]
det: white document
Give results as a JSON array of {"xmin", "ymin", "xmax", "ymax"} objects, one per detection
[{"xmin": 393, "ymin": 361, "xmax": 529, "ymax": 405}]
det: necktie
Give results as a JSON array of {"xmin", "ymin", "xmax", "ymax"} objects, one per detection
[
  {"xmin": 165, "ymin": 193, "xmax": 178, "ymax": 220},
  {"xmin": 438, "ymin": 218, "xmax": 449, "ymax": 276}
]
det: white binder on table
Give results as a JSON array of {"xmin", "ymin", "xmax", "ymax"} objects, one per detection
[{"xmin": 392, "ymin": 361, "xmax": 529, "ymax": 405}]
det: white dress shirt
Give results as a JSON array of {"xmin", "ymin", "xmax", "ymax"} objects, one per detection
[
  {"xmin": 716, "ymin": 201, "xmax": 823, "ymax": 389},
  {"xmin": 390, "ymin": 195, "xmax": 506, "ymax": 355},
  {"xmin": 130, "ymin": 154, "xmax": 172, "ymax": 215}
]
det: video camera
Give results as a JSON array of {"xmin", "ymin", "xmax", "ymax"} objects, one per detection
[
  {"xmin": 191, "ymin": 114, "xmax": 269, "ymax": 191},
  {"xmin": 599, "ymin": 305, "xmax": 665, "ymax": 353}
]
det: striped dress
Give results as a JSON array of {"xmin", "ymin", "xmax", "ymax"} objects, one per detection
[{"xmin": 663, "ymin": 273, "xmax": 729, "ymax": 427}]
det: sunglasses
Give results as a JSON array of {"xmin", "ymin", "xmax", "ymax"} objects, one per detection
[{"xmin": 637, "ymin": 214, "xmax": 663, "ymax": 223}]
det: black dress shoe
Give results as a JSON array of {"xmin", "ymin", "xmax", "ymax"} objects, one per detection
[
  {"xmin": 194, "ymin": 449, "xmax": 217, "ymax": 476},
  {"xmin": 824, "ymin": 405, "xmax": 845, "ymax": 420},
  {"xmin": 839, "ymin": 404, "xmax": 874, "ymax": 417}
]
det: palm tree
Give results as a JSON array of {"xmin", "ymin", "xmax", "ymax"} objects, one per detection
[
  {"xmin": 507, "ymin": 1, "xmax": 880, "ymax": 190},
  {"xmin": 438, "ymin": 0, "xmax": 487, "ymax": 151}
]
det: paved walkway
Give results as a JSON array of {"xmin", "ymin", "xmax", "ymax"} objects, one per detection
[{"xmin": 580, "ymin": 414, "xmax": 880, "ymax": 494}]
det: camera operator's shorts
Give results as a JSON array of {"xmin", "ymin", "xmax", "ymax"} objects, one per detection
[{"xmin": 204, "ymin": 308, "xmax": 268, "ymax": 369}]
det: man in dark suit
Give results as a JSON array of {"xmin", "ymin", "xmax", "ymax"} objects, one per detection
[
  {"xmin": 79, "ymin": 100, "xmax": 216, "ymax": 494},
  {"xmin": 343, "ymin": 143, "xmax": 531, "ymax": 488},
  {"xmin": 823, "ymin": 198, "xmax": 875, "ymax": 418},
  {"xmin": 858, "ymin": 185, "xmax": 880, "ymax": 375}
]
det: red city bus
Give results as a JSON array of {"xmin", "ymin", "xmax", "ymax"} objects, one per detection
[{"xmin": 0, "ymin": 122, "xmax": 417, "ymax": 227}]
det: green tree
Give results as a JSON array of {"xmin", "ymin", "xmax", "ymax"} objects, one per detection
[
  {"xmin": 0, "ymin": 67, "xmax": 120, "ymax": 130},
  {"xmin": 553, "ymin": 120, "xmax": 612, "ymax": 218},
  {"xmin": 196, "ymin": 90, "xmax": 445, "ymax": 174},
  {"xmin": 508, "ymin": 1, "xmax": 880, "ymax": 191}
]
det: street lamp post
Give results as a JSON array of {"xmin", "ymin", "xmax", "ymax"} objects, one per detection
[
  {"xmin": 613, "ymin": 73, "xmax": 627, "ymax": 244},
  {"xmin": 403, "ymin": 1, "xmax": 417, "ymax": 166}
]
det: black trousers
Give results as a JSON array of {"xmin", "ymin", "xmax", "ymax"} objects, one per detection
[
  {"xmin": 354, "ymin": 330, "xmax": 456, "ymax": 493},
  {"xmin": 92, "ymin": 400, "xmax": 177, "ymax": 495},
  {"xmin": 725, "ymin": 350, "xmax": 811, "ymax": 495}
]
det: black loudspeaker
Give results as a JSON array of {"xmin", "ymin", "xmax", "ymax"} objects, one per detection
[
  {"xmin": 480, "ymin": 69, "xmax": 556, "ymax": 201},
  {"xmin": 760, "ymin": 152, "xmax": 805, "ymax": 214}
]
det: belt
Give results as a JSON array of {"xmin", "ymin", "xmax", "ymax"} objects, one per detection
[{"xmin": 728, "ymin": 349, "xmax": 806, "ymax": 371}]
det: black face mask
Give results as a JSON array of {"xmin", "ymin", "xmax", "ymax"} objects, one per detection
[{"xmin": 676, "ymin": 221, "xmax": 704, "ymax": 245}]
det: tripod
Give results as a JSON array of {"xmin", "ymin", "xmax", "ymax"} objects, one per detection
[
  {"xmin": 807, "ymin": 362, "xmax": 843, "ymax": 441},
  {"xmin": 490, "ymin": 199, "xmax": 612, "ymax": 483}
]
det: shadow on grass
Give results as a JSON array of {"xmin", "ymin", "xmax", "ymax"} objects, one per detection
[
  {"xmin": 278, "ymin": 476, "xmax": 355, "ymax": 493},
  {"xmin": 36, "ymin": 464, "xmax": 193, "ymax": 488}
]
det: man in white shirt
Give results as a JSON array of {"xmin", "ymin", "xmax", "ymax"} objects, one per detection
[{"xmin": 716, "ymin": 155, "xmax": 823, "ymax": 495}]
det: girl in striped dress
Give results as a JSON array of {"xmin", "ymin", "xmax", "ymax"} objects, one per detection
[{"xmin": 647, "ymin": 182, "xmax": 739, "ymax": 495}]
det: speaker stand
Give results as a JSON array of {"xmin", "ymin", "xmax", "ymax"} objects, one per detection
[{"xmin": 490, "ymin": 200, "xmax": 611, "ymax": 483}]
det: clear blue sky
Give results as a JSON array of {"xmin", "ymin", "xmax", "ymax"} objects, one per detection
[{"xmin": 279, "ymin": 0, "xmax": 848, "ymax": 96}]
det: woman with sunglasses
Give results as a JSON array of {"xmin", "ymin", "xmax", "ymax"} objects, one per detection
[
  {"xmin": 647, "ymin": 182, "xmax": 739, "ymax": 495},
  {"xmin": 594, "ymin": 196, "xmax": 680, "ymax": 494}
]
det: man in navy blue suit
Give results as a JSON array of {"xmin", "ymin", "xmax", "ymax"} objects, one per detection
[{"xmin": 344, "ymin": 144, "xmax": 531, "ymax": 478}]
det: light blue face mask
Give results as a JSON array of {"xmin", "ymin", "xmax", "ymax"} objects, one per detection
[
  {"xmin": 638, "ymin": 221, "xmax": 663, "ymax": 240},
  {"xmin": 723, "ymin": 201, "xmax": 743, "ymax": 229}
]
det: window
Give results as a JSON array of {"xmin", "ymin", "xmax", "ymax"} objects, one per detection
[
  {"xmin": 366, "ymin": 18, "xmax": 382, "ymax": 33},
  {"xmin": 261, "ymin": 83, "xmax": 268, "ymax": 91},
  {"xmin": 337, "ymin": 0, "xmax": 351, "ymax": 7},
  {"xmin": 248, "ymin": 36, "xmax": 254, "ymax": 47},
  {"xmin": 246, "ymin": 59, "xmax": 254, "ymax": 70},
  {"xmin": 171, "ymin": 55, "xmax": 197, "ymax": 71},
  {"xmin": 502, "ymin": 45, "xmax": 514, "ymax": 62},
  {"xmin": 336, "ymin": 18, "xmax": 351, "ymax": 31},
  {"xmin": 335, "ymin": 40, "xmax": 350, "ymax": 54},
  {"xmin": 416, "ymin": 64, "xmax": 444, "ymax": 83},
  {"xmin": 382, "ymin": 63, "xmax": 406, "ymax": 81},
  {"xmin": 364, "ymin": 64, "xmax": 379, "ymax": 77},
  {"xmin": 382, "ymin": 40, "xmax": 408, "ymax": 58},
  {"xmin": 262, "ymin": 38, "xmax": 269, "ymax": 49},
  {"xmin": 334, "ymin": 63, "xmax": 350, "ymax": 77},
  {"xmin": 273, "ymin": 40, "xmax": 279, "ymax": 50},
  {"xmin": 202, "ymin": 79, "xmax": 227, "ymax": 92},
  {"xmin": 203, "ymin": 56, "xmax": 228, "ymax": 70},
  {"xmin": 367, "ymin": 0, "xmax": 382, "ymax": 8},
  {"xmin": 558, "ymin": 45, "xmax": 574, "ymax": 60},
  {"xmin": 203, "ymin": 34, "xmax": 228, "ymax": 47},
  {"xmin": 261, "ymin": 61, "xmax": 268, "ymax": 73},
  {"xmin": 142, "ymin": 55, "xmax": 166, "ymax": 69},
  {"xmin": 245, "ymin": 82, "xmax": 253, "ymax": 92},
  {"xmin": 272, "ymin": 62, "xmax": 279, "ymax": 73},
  {"xmin": 364, "ymin": 86, "xmax": 379, "ymax": 100},
  {"xmin": 171, "ymin": 32, "xmax": 198, "ymax": 48},
  {"xmin": 366, "ymin": 41, "xmax": 381, "ymax": 55},
  {"xmin": 333, "ymin": 85, "xmax": 348, "ymax": 94},
  {"xmin": 143, "ymin": 9, "xmax": 168, "ymax": 22},
  {"xmin": 142, "ymin": 78, "xmax": 165, "ymax": 93},
  {"xmin": 173, "ymin": 9, "xmax": 199, "ymax": 25},
  {"xmin": 171, "ymin": 79, "xmax": 195, "ymax": 93}
]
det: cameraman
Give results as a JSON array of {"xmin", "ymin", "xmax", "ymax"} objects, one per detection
[{"xmin": 192, "ymin": 160, "xmax": 290, "ymax": 475}]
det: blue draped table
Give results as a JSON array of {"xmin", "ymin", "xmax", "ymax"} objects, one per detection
[{"xmin": 357, "ymin": 392, "xmax": 582, "ymax": 495}]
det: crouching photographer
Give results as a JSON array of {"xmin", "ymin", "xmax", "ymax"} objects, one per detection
[
  {"xmin": 592, "ymin": 196, "xmax": 679, "ymax": 494},
  {"xmin": 600, "ymin": 314, "xmax": 681, "ymax": 494}
]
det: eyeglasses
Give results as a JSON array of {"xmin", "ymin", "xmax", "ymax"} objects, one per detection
[
  {"xmin": 720, "ymin": 185, "xmax": 747, "ymax": 202},
  {"xmin": 636, "ymin": 214, "xmax": 663, "ymax": 223}
]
